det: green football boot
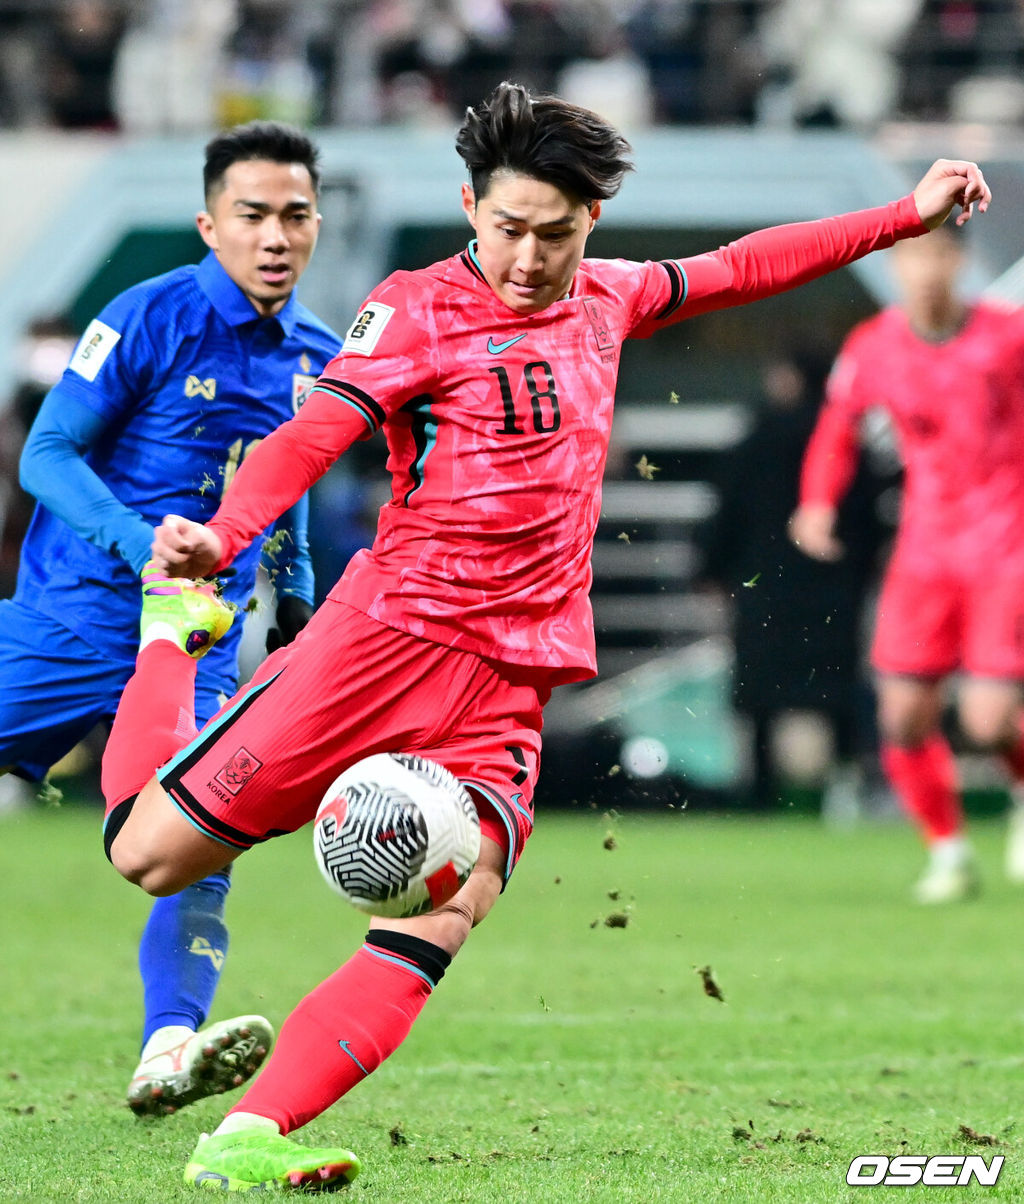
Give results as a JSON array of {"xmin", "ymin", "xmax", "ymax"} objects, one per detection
[
  {"xmin": 185, "ymin": 1129, "xmax": 361, "ymax": 1192},
  {"xmin": 140, "ymin": 560, "xmax": 235, "ymax": 658}
]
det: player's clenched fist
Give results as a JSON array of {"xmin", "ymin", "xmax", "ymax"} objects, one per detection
[{"xmin": 151, "ymin": 513, "xmax": 224, "ymax": 578}]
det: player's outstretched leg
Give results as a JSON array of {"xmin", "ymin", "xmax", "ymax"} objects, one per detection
[
  {"xmin": 128, "ymin": 1015, "xmax": 274, "ymax": 1118},
  {"xmin": 184, "ymin": 1128, "xmax": 361, "ymax": 1192}
]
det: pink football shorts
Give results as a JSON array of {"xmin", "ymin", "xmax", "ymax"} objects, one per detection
[
  {"xmin": 872, "ymin": 562, "xmax": 1024, "ymax": 679},
  {"xmin": 157, "ymin": 600, "xmax": 550, "ymax": 881}
]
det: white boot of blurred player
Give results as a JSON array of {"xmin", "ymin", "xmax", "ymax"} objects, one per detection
[
  {"xmin": 1004, "ymin": 787, "xmax": 1024, "ymax": 884},
  {"xmin": 913, "ymin": 835, "xmax": 978, "ymax": 904}
]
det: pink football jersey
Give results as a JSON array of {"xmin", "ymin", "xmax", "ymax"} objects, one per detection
[
  {"xmin": 801, "ymin": 300, "xmax": 1024, "ymax": 577},
  {"xmin": 209, "ymin": 197, "xmax": 924, "ymax": 681}
]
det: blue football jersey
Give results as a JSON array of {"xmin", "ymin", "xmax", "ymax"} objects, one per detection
[{"xmin": 15, "ymin": 251, "xmax": 340, "ymax": 687}]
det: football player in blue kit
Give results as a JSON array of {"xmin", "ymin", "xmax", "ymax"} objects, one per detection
[{"xmin": 1, "ymin": 120, "xmax": 341, "ymax": 1115}]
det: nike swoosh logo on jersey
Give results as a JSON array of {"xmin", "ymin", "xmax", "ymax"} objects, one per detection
[{"xmin": 487, "ymin": 334, "xmax": 527, "ymax": 354}]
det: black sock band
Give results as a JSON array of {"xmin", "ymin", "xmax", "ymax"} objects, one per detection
[
  {"xmin": 365, "ymin": 928, "xmax": 453, "ymax": 986},
  {"xmin": 102, "ymin": 795, "xmax": 137, "ymax": 862}
]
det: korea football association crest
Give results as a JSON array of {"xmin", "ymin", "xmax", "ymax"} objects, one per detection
[
  {"xmin": 214, "ymin": 746, "xmax": 264, "ymax": 797},
  {"xmin": 292, "ymin": 373, "xmax": 317, "ymax": 413},
  {"xmin": 583, "ymin": 298, "xmax": 614, "ymax": 351}
]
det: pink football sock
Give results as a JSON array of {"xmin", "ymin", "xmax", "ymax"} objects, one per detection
[
  {"xmin": 227, "ymin": 933, "xmax": 450, "ymax": 1133},
  {"xmin": 880, "ymin": 735, "xmax": 962, "ymax": 842},
  {"xmin": 101, "ymin": 641, "xmax": 198, "ymax": 811}
]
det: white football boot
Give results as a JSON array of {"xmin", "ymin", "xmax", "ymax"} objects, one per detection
[
  {"xmin": 126, "ymin": 1015, "xmax": 273, "ymax": 1117},
  {"xmin": 913, "ymin": 837, "xmax": 979, "ymax": 904}
]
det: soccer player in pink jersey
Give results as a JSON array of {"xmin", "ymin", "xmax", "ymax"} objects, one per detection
[
  {"xmin": 790, "ymin": 226, "xmax": 1024, "ymax": 903},
  {"xmin": 99, "ymin": 83, "xmax": 989, "ymax": 1190}
]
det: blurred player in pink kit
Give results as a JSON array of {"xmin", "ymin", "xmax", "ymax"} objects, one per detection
[
  {"xmin": 790, "ymin": 226, "xmax": 1024, "ymax": 903},
  {"xmin": 98, "ymin": 82, "xmax": 990, "ymax": 1190}
]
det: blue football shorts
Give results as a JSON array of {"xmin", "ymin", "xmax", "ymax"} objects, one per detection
[{"xmin": 0, "ymin": 599, "xmax": 229, "ymax": 782}]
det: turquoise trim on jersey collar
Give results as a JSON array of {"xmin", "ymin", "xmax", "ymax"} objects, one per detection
[{"xmin": 196, "ymin": 251, "xmax": 298, "ymax": 336}]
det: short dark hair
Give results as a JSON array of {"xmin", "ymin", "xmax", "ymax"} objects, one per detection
[
  {"xmin": 203, "ymin": 121, "xmax": 322, "ymax": 202},
  {"xmin": 455, "ymin": 81, "xmax": 634, "ymax": 206}
]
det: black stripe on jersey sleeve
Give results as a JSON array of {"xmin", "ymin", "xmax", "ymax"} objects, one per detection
[
  {"xmin": 316, "ymin": 377, "xmax": 388, "ymax": 429},
  {"xmin": 652, "ymin": 260, "xmax": 687, "ymax": 321}
]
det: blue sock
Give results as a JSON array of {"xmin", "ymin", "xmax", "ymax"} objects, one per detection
[{"xmin": 138, "ymin": 868, "xmax": 231, "ymax": 1048}]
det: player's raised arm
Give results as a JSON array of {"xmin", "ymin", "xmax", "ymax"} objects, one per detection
[
  {"xmin": 639, "ymin": 160, "xmax": 991, "ymax": 331},
  {"xmin": 912, "ymin": 158, "xmax": 991, "ymax": 229}
]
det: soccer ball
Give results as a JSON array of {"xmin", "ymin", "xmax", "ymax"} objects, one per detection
[{"xmin": 313, "ymin": 753, "xmax": 481, "ymax": 918}]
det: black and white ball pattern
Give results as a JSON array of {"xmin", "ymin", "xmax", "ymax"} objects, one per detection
[{"xmin": 313, "ymin": 753, "xmax": 481, "ymax": 917}]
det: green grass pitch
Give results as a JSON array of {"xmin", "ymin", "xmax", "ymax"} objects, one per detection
[{"xmin": 1, "ymin": 802, "xmax": 1022, "ymax": 1202}]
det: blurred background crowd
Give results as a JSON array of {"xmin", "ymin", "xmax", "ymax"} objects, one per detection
[{"xmin": 3, "ymin": 0, "xmax": 1024, "ymax": 135}]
